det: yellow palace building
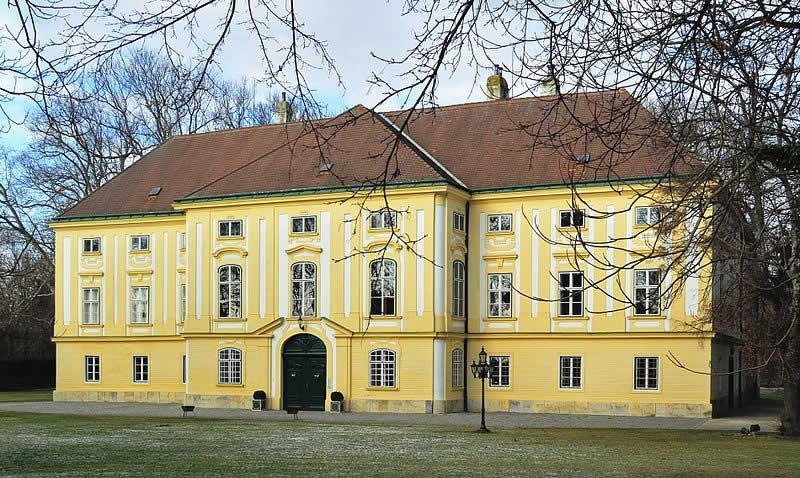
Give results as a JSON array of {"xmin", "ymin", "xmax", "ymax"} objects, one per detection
[{"xmin": 50, "ymin": 85, "xmax": 754, "ymax": 418}]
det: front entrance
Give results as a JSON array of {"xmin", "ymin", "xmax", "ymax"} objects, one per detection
[{"xmin": 282, "ymin": 334, "xmax": 326, "ymax": 411}]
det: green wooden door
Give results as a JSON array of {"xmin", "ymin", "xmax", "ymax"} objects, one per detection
[{"xmin": 282, "ymin": 334, "xmax": 326, "ymax": 411}]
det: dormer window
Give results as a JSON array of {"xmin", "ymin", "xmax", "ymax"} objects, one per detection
[
  {"xmin": 369, "ymin": 210, "xmax": 397, "ymax": 230},
  {"xmin": 130, "ymin": 235, "xmax": 149, "ymax": 251},
  {"xmin": 559, "ymin": 209, "xmax": 585, "ymax": 228},
  {"xmin": 453, "ymin": 211, "xmax": 465, "ymax": 232},
  {"xmin": 291, "ymin": 216, "xmax": 317, "ymax": 234},
  {"xmin": 82, "ymin": 238, "xmax": 100, "ymax": 254},
  {"xmin": 487, "ymin": 214, "xmax": 512, "ymax": 233},
  {"xmin": 219, "ymin": 220, "xmax": 243, "ymax": 237}
]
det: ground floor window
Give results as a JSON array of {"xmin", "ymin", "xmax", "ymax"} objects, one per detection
[
  {"xmin": 451, "ymin": 348, "xmax": 464, "ymax": 388},
  {"xmin": 133, "ymin": 356, "xmax": 148, "ymax": 383},
  {"xmin": 85, "ymin": 355, "xmax": 100, "ymax": 383},
  {"xmin": 559, "ymin": 356, "xmax": 582, "ymax": 389},
  {"xmin": 488, "ymin": 355, "xmax": 510, "ymax": 387},
  {"xmin": 218, "ymin": 348, "xmax": 242, "ymax": 384},
  {"xmin": 369, "ymin": 349, "xmax": 396, "ymax": 388},
  {"xmin": 182, "ymin": 355, "xmax": 187, "ymax": 384},
  {"xmin": 634, "ymin": 356, "xmax": 659, "ymax": 390}
]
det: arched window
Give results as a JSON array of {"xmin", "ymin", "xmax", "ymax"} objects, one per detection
[
  {"xmin": 218, "ymin": 348, "xmax": 242, "ymax": 384},
  {"xmin": 452, "ymin": 261, "xmax": 465, "ymax": 317},
  {"xmin": 218, "ymin": 265, "xmax": 242, "ymax": 318},
  {"xmin": 370, "ymin": 259, "xmax": 396, "ymax": 316},
  {"xmin": 451, "ymin": 348, "xmax": 464, "ymax": 388},
  {"xmin": 369, "ymin": 349, "xmax": 396, "ymax": 387},
  {"xmin": 291, "ymin": 262, "xmax": 316, "ymax": 317}
]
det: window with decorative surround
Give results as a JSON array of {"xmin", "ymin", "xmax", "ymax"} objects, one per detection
[
  {"xmin": 488, "ymin": 355, "xmax": 510, "ymax": 387},
  {"xmin": 451, "ymin": 348, "xmax": 464, "ymax": 388},
  {"xmin": 635, "ymin": 206, "xmax": 661, "ymax": 226},
  {"xmin": 132, "ymin": 356, "xmax": 148, "ymax": 383},
  {"xmin": 180, "ymin": 232, "xmax": 187, "ymax": 250},
  {"xmin": 82, "ymin": 288, "xmax": 100, "ymax": 325},
  {"xmin": 453, "ymin": 211, "xmax": 465, "ymax": 232},
  {"xmin": 82, "ymin": 238, "xmax": 100, "ymax": 253},
  {"xmin": 291, "ymin": 216, "xmax": 317, "ymax": 234},
  {"xmin": 218, "ymin": 265, "xmax": 242, "ymax": 318},
  {"xmin": 369, "ymin": 209, "xmax": 397, "ymax": 229},
  {"xmin": 219, "ymin": 220, "xmax": 243, "ymax": 237},
  {"xmin": 634, "ymin": 356, "xmax": 659, "ymax": 390},
  {"xmin": 291, "ymin": 262, "xmax": 316, "ymax": 317},
  {"xmin": 559, "ymin": 209, "xmax": 585, "ymax": 228},
  {"xmin": 559, "ymin": 356, "xmax": 582, "ymax": 389},
  {"xmin": 130, "ymin": 235, "xmax": 149, "ymax": 251},
  {"xmin": 487, "ymin": 214, "xmax": 512, "ymax": 233},
  {"xmin": 452, "ymin": 261, "xmax": 465, "ymax": 317},
  {"xmin": 369, "ymin": 349, "xmax": 396, "ymax": 387},
  {"xmin": 218, "ymin": 348, "xmax": 242, "ymax": 384},
  {"xmin": 370, "ymin": 259, "xmax": 396, "ymax": 316},
  {"xmin": 180, "ymin": 284, "xmax": 187, "ymax": 322},
  {"xmin": 634, "ymin": 269, "xmax": 661, "ymax": 315},
  {"xmin": 85, "ymin": 356, "xmax": 100, "ymax": 383},
  {"xmin": 558, "ymin": 272, "xmax": 584, "ymax": 316},
  {"xmin": 487, "ymin": 273, "xmax": 512, "ymax": 317},
  {"xmin": 130, "ymin": 287, "xmax": 150, "ymax": 323}
]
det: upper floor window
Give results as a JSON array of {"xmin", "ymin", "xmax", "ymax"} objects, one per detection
[
  {"xmin": 453, "ymin": 261, "xmax": 465, "ymax": 317},
  {"xmin": 558, "ymin": 272, "xmax": 584, "ymax": 316},
  {"xmin": 130, "ymin": 286, "xmax": 150, "ymax": 323},
  {"xmin": 559, "ymin": 356, "xmax": 582, "ymax": 389},
  {"xmin": 487, "ymin": 273, "xmax": 512, "ymax": 318},
  {"xmin": 182, "ymin": 355, "xmax": 187, "ymax": 384},
  {"xmin": 291, "ymin": 262, "xmax": 316, "ymax": 317},
  {"xmin": 82, "ymin": 238, "xmax": 100, "ymax": 253},
  {"xmin": 132, "ymin": 355, "xmax": 149, "ymax": 383},
  {"xmin": 180, "ymin": 232, "xmax": 187, "ymax": 250},
  {"xmin": 369, "ymin": 210, "xmax": 397, "ymax": 229},
  {"xmin": 634, "ymin": 269, "xmax": 661, "ymax": 315},
  {"xmin": 559, "ymin": 209, "xmax": 585, "ymax": 228},
  {"xmin": 489, "ymin": 355, "xmax": 510, "ymax": 387},
  {"xmin": 218, "ymin": 348, "xmax": 242, "ymax": 385},
  {"xmin": 85, "ymin": 356, "xmax": 100, "ymax": 383},
  {"xmin": 451, "ymin": 348, "xmax": 464, "ymax": 388},
  {"xmin": 635, "ymin": 206, "xmax": 661, "ymax": 226},
  {"xmin": 82, "ymin": 288, "xmax": 100, "ymax": 325},
  {"xmin": 180, "ymin": 284, "xmax": 187, "ymax": 322},
  {"xmin": 219, "ymin": 220, "xmax": 242, "ymax": 237},
  {"xmin": 634, "ymin": 356, "xmax": 659, "ymax": 390},
  {"xmin": 130, "ymin": 235, "xmax": 149, "ymax": 251},
  {"xmin": 369, "ymin": 349, "xmax": 396, "ymax": 388},
  {"xmin": 487, "ymin": 214, "xmax": 512, "ymax": 233},
  {"xmin": 291, "ymin": 216, "xmax": 317, "ymax": 234},
  {"xmin": 369, "ymin": 259, "xmax": 396, "ymax": 316},
  {"xmin": 218, "ymin": 265, "xmax": 242, "ymax": 318},
  {"xmin": 453, "ymin": 211, "xmax": 465, "ymax": 232}
]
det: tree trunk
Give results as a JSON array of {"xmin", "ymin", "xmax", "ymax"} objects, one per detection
[{"xmin": 784, "ymin": 378, "xmax": 800, "ymax": 436}]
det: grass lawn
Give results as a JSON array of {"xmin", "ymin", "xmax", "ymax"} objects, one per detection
[
  {"xmin": 0, "ymin": 389, "xmax": 53, "ymax": 403},
  {"xmin": 0, "ymin": 412, "xmax": 798, "ymax": 477}
]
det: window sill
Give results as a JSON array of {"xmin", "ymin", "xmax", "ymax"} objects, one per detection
[
  {"xmin": 366, "ymin": 386, "xmax": 398, "ymax": 391},
  {"xmin": 450, "ymin": 316, "xmax": 466, "ymax": 321},
  {"xmin": 368, "ymin": 315, "xmax": 402, "ymax": 320},
  {"xmin": 214, "ymin": 317, "xmax": 247, "ymax": 322},
  {"xmin": 485, "ymin": 316, "xmax": 515, "ymax": 321},
  {"xmin": 558, "ymin": 387, "xmax": 584, "ymax": 392},
  {"xmin": 217, "ymin": 235, "xmax": 244, "ymax": 241},
  {"xmin": 81, "ymin": 252, "xmax": 102, "ymax": 257},
  {"xmin": 217, "ymin": 383, "xmax": 245, "ymax": 388},
  {"xmin": 556, "ymin": 226, "xmax": 587, "ymax": 232},
  {"xmin": 631, "ymin": 315, "xmax": 666, "ymax": 320},
  {"xmin": 80, "ymin": 323, "xmax": 103, "ymax": 328},
  {"xmin": 129, "ymin": 249, "xmax": 150, "ymax": 255},
  {"xmin": 487, "ymin": 385, "xmax": 511, "ymax": 390},
  {"xmin": 132, "ymin": 381, "xmax": 149, "ymax": 385},
  {"xmin": 289, "ymin": 232, "xmax": 318, "ymax": 238},
  {"xmin": 486, "ymin": 230, "xmax": 513, "ymax": 236},
  {"xmin": 129, "ymin": 322, "xmax": 153, "ymax": 327},
  {"xmin": 632, "ymin": 388, "xmax": 661, "ymax": 393},
  {"xmin": 453, "ymin": 229, "xmax": 466, "ymax": 237},
  {"xmin": 556, "ymin": 316, "xmax": 589, "ymax": 321}
]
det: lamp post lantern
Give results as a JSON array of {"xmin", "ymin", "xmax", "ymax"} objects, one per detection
[{"xmin": 471, "ymin": 346, "xmax": 491, "ymax": 433}]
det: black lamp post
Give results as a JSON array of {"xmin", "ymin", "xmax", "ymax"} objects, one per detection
[{"xmin": 470, "ymin": 346, "xmax": 491, "ymax": 433}]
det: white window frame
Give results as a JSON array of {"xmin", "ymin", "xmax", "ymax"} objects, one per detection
[
  {"xmin": 559, "ymin": 209, "xmax": 585, "ymax": 228},
  {"xmin": 558, "ymin": 271, "xmax": 584, "ymax": 317},
  {"xmin": 369, "ymin": 259, "xmax": 397, "ymax": 316},
  {"xmin": 635, "ymin": 206, "xmax": 661, "ymax": 226},
  {"xmin": 369, "ymin": 349, "xmax": 396, "ymax": 388},
  {"xmin": 634, "ymin": 269, "xmax": 661, "ymax": 316},
  {"xmin": 452, "ymin": 261, "xmax": 465, "ymax": 318},
  {"xmin": 132, "ymin": 355, "xmax": 149, "ymax": 383},
  {"xmin": 369, "ymin": 209, "xmax": 397, "ymax": 230},
  {"xmin": 218, "ymin": 220, "xmax": 243, "ymax": 238},
  {"xmin": 451, "ymin": 348, "xmax": 464, "ymax": 389},
  {"xmin": 487, "ymin": 273, "xmax": 512, "ymax": 318},
  {"xmin": 218, "ymin": 348, "xmax": 242, "ymax": 385},
  {"xmin": 82, "ymin": 237, "xmax": 100, "ymax": 253},
  {"xmin": 82, "ymin": 287, "xmax": 100, "ymax": 325},
  {"xmin": 634, "ymin": 356, "xmax": 659, "ymax": 391},
  {"xmin": 487, "ymin": 213, "xmax": 512, "ymax": 233},
  {"xmin": 130, "ymin": 286, "xmax": 150, "ymax": 324},
  {"xmin": 130, "ymin": 235, "xmax": 149, "ymax": 251},
  {"xmin": 559, "ymin": 356, "xmax": 582, "ymax": 390},
  {"xmin": 84, "ymin": 355, "xmax": 100, "ymax": 383},
  {"xmin": 291, "ymin": 262, "xmax": 316, "ymax": 317},
  {"xmin": 291, "ymin": 215, "xmax": 317, "ymax": 234},
  {"xmin": 218, "ymin": 265, "xmax": 242, "ymax": 318},
  {"xmin": 180, "ymin": 284, "xmax": 187, "ymax": 323},
  {"xmin": 488, "ymin": 355, "xmax": 510, "ymax": 388},
  {"xmin": 453, "ymin": 211, "xmax": 465, "ymax": 232}
]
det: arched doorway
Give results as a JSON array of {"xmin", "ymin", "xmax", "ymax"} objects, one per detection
[{"xmin": 282, "ymin": 334, "xmax": 326, "ymax": 411}]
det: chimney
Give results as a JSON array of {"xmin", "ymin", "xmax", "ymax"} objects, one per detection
[
  {"xmin": 275, "ymin": 92, "xmax": 294, "ymax": 123},
  {"xmin": 540, "ymin": 74, "xmax": 558, "ymax": 96},
  {"xmin": 486, "ymin": 64, "xmax": 509, "ymax": 100}
]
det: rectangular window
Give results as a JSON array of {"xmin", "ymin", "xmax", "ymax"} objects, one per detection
[
  {"xmin": 82, "ymin": 288, "xmax": 100, "ymax": 325},
  {"xmin": 559, "ymin": 356, "xmax": 582, "ymax": 389},
  {"xmin": 130, "ymin": 235, "xmax": 149, "ymax": 251},
  {"xmin": 452, "ymin": 261, "xmax": 465, "ymax": 317},
  {"xmin": 180, "ymin": 232, "xmax": 187, "ymax": 250},
  {"xmin": 291, "ymin": 215, "xmax": 317, "ymax": 234},
  {"xmin": 634, "ymin": 357, "xmax": 659, "ymax": 390},
  {"xmin": 559, "ymin": 209, "xmax": 585, "ymax": 228},
  {"xmin": 85, "ymin": 356, "xmax": 100, "ymax": 383},
  {"xmin": 369, "ymin": 349, "xmax": 396, "ymax": 388},
  {"xmin": 180, "ymin": 284, "xmax": 187, "ymax": 322},
  {"xmin": 453, "ymin": 211, "xmax": 465, "ymax": 232},
  {"xmin": 369, "ymin": 210, "xmax": 397, "ymax": 229},
  {"xmin": 182, "ymin": 355, "xmax": 187, "ymax": 384},
  {"xmin": 487, "ymin": 273, "xmax": 512, "ymax": 317},
  {"xmin": 558, "ymin": 272, "xmax": 584, "ymax": 316},
  {"xmin": 133, "ymin": 355, "xmax": 149, "ymax": 383},
  {"xmin": 634, "ymin": 269, "xmax": 661, "ymax": 315},
  {"xmin": 635, "ymin": 206, "xmax": 661, "ymax": 226},
  {"xmin": 488, "ymin": 355, "xmax": 510, "ymax": 387},
  {"xmin": 218, "ymin": 220, "xmax": 243, "ymax": 237},
  {"xmin": 130, "ymin": 286, "xmax": 150, "ymax": 324},
  {"xmin": 451, "ymin": 349, "xmax": 464, "ymax": 389},
  {"xmin": 487, "ymin": 214, "xmax": 512, "ymax": 233},
  {"xmin": 82, "ymin": 238, "xmax": 100, "ymax": 253}
]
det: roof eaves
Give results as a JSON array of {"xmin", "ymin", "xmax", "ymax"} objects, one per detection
[{"xmin": 49, "ymin": 210, "xmax": 185, "ymax": 224}]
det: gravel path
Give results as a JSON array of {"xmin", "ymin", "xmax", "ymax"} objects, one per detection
[{"xmin": 0, "ymin": 400, "xmax": 779, "ymax": 432}]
